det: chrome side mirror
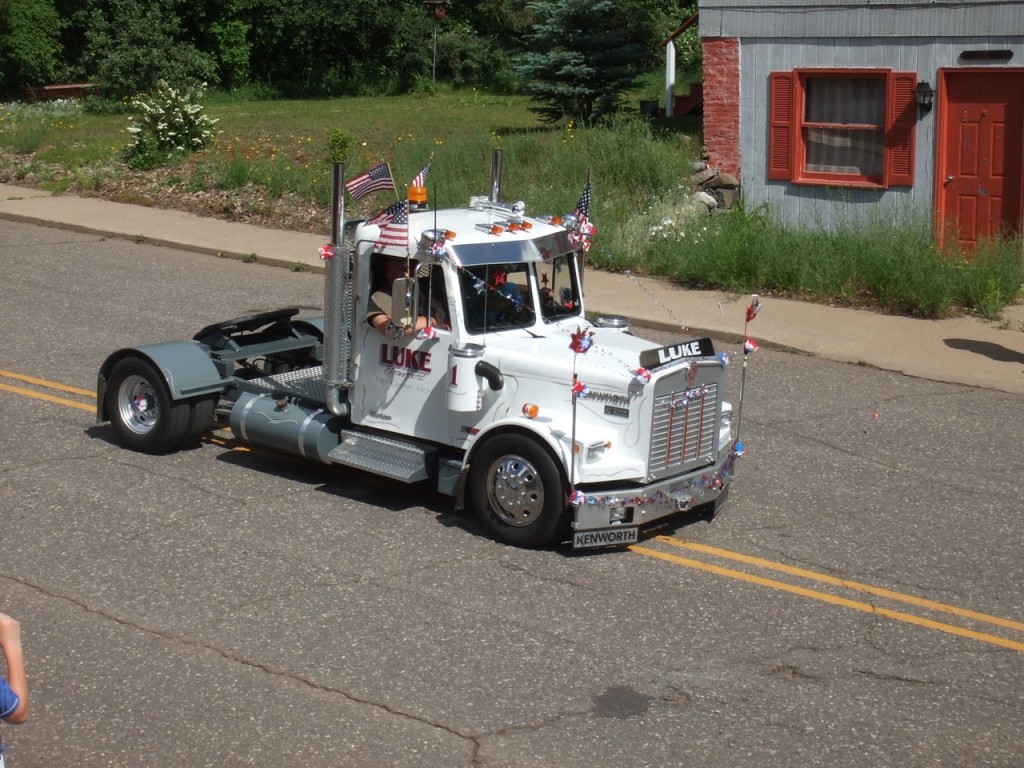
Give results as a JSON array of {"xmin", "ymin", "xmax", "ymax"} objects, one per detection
[{"xmin": 391, "ymin": 277, "xmax": 418, "ymax": 332}]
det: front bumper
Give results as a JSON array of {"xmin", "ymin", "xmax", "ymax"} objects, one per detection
[{"xmin": 570, "ymin": 444, "xmax": 740, "ymax": 546}]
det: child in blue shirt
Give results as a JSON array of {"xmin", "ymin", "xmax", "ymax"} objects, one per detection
[{"xmin": 0, "ymin": 612, "xmax": 28, "ymax": 768}]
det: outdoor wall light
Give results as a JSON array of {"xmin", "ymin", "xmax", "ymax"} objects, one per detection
[{"xmin": 914, "ymin": 81, "xmax": 935, "ymax": 117}]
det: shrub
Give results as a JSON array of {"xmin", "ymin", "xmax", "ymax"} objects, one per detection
[
  {"xmin": 325, "ymin": 128, "xmax": 357, "ymax": 164},
  {"xmin": 83, "ymin": 0, "xmax": 216, "ymax": 107},
  {"xmin": 125, "ymin": 80, "xmax": 218, "ymax": 169},
  {"xmin": 0, "ymin": 0, "xmax": 64, "ymax": 99}
]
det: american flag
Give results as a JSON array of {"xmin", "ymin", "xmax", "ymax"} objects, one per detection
[
  {"xmin": 568, "ymin": 180, "xmax": 594, "ymax": 253},
  {"xmin": 373, "ymin": 199, "xmax": 409, "ymax": 250},
  {"xmin": 367, "ymin": 197, "xmax": 403, "ymax": 226},
  {"xmin": 411, "ymin": 155, "xmax": 433, "ymax": 187},
  {"xmin": 345, "ymin": 163, "xmax": 395, "ymax": 200},
  {"xmin": 574, "ymin": 180, "xmax": 591, "ymax": 225}
]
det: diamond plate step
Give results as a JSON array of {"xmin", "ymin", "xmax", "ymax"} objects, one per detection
[{"xmin": 327, "ymin": 430, "xmax": 436, "ymax": 483}]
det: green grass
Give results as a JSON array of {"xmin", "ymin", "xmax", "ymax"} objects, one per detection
[
  {"xmin": 609, "ymin": 202, "xmax": 1023, "ymax": 319},
  {"xmin": 1, "ymin": 91, "xmax": 1021, "ymax": 319}
]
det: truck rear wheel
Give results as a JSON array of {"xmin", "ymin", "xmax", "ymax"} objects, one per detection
[
  {"xmin": 469, "ymin": 434, "xmax": 568, "ymax": 548},
  {"xmin": 182, "ymin": 395, "xmax": 218, "ymax": 445},
  {"xmin": 106, "ymin": 357, "xmax": 190, "ymax": 454}
]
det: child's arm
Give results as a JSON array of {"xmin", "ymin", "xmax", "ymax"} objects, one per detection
[{"xmin": 0, "ymin": 613, "xmax": 28, "ymax": 724}]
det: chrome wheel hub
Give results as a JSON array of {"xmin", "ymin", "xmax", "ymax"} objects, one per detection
[
  {"xmin": 486, "ymin": 454, "xmax": 544, "ymax": 527},
  {"xmin": 116, "ymin": 374, "xmax": 159, "ymax": 436}
]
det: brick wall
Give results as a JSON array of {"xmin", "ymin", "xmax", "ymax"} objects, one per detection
[{"xmin": 701, "ymin": 37, "xmax": 741, "ymax": 180}]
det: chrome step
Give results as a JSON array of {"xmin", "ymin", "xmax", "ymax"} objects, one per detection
[{"xmin": 327, "ymin": 430, "xmax": 435, "ymax": 483}]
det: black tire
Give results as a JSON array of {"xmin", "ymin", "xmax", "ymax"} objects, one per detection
[
  {"xmin": 182, "ymin": 395, "xmax": 218, "ymax": 445},
  {"xmin": 105, "ymin": 357, "xmax": 191, "ymax": 454},
  {"xmin": 469, "ymin": 434, "xmax": 569, "ymax": 548}
]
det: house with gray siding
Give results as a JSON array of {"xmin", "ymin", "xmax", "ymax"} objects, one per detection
[{"xmin": 696, "ymin": 0, "xmax": 1024, "ymax": 249}]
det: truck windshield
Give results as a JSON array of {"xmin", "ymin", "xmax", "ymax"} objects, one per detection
[
  {"xmin": 460, "ymin": 262, "xmax": 537, "ymax": 333},
  {"xmin": 537, "ymin": 252, "xmax": 582, "ymax": 321}
]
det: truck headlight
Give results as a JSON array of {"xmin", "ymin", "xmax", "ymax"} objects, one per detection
[{"xmin": 610, "ymin": 506, "xmax": 634, "ymax": 523}]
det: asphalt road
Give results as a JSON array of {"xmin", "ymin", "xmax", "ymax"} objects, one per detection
[{"xmin": 1, "ymin": 219, "xmax": 1021, "ymax": 768}]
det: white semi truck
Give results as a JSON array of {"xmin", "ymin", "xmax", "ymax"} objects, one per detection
[{"xmin": 97, "ymin": 154, "xmax": 743, "ymax": 549}]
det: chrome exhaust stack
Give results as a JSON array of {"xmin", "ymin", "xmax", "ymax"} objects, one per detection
[
  {"xmin": 489, "ymin": 149, "xmax": 503, "ymax": 203},
  {"xmin": 323, "ymin": 162, "xmax": 350, "ymax": 417}
]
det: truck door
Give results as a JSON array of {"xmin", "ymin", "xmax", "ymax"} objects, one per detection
[{"xmin": 352, "ymin": 262, "xmax": 456, "ymax": 443}]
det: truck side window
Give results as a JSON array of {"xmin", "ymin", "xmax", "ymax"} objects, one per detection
[
  {"xmin": 539, "ymin": 253, "xmax": 582, "ymax": 320},
  {"xmin": 420, "ymin": 263, "xmax": 450, "ymax": 329},
  {"xmin": 368, "ymin": 254, "xmax": 449, "ymax": 333},
  {"xmin": 367, "ymin": 253, "xmax": 403, "ymax": 328}
]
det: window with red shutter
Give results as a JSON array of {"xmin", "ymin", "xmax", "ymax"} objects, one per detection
[
  {"xmin": 886, "ymin": 73, "xmax": 917, "ymax": 187},
  {"xmin": 768, "ymin": 72, "xmax": 794, "ymax": 181},
  {"xmin": 767, "ymin": 69, "xmax": 917, "ymax": 189}
]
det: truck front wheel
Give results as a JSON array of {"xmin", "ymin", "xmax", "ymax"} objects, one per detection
[
  {"xmin": 106, "ymin": 357, "xmax": 190, "ymax": 454},
  {"xmin": 469, "ymin": 434, "xmax": 568, "ymax": 548}
]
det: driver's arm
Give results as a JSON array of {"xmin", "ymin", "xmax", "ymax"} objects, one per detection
[{"xmin": 369, "ymin": 293, "xmax": 437, "ymax": 337}]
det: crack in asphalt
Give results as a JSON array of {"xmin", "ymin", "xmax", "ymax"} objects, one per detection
[
  {"xmin": 2, "ymin": 570, "xmax": 704, "ymax": 766},
  {"xmin": 0, "ymin": 571, "xmax": 482, "ymax": 751},
  {"xmin": 858, "ymin": 668, "xmax": 933, "ymax": 685}
]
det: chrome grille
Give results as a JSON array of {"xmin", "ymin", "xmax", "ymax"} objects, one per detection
[{"xmin": 648, "ymin": 372, "xmax": 719, "ymax": 480}]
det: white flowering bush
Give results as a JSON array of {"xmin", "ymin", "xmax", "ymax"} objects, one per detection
[
  {"xmin": 126, "ymin": 80, "xmax": 218, "ymax": 169},
  {"xmin": 649, "ymin": 215, "xmax": 712, "ymax": 245}
]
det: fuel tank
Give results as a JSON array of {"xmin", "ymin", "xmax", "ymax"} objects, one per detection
[{"xmin": 229, "ymin": 392, "xmax": 344, "ymax": 463}]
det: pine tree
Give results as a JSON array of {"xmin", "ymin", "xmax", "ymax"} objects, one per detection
[{"xmin": 516, "ymin": 0, "xmax": 646, "ymax": 124}]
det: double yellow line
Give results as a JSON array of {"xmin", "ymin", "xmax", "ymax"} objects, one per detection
[
  {"xmin": 3, "ymin": 368, "xmax": 1021, "ymax": 652},
  {"xmin": 0, "ymin": 368, "xmax": 95, "ymax": 412},
  {"xmin": 632, "ymin": 535, "xmax": 1024, "ymax": 652}
]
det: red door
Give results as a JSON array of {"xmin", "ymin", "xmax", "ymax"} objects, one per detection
[{"xmin": 938, "ymin": 70, "xmax": 1024, "ymax": 250}]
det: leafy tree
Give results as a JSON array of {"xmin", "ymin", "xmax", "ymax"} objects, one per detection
[
  {"xmin": 82, "ymin": 0, "xmax": 216, "ymax": 105},
  {"xmin": 51, "ymin": 0, "xmax": 94, "ymax": 82},
  {"xmin": 517, "ymin": 0, "xmax": 646, "ymax": 124},
  {"xmin": 448, "ymin": 0, "xmax": 533, "ymax": 58},
  {"xmin": 430, "ymin": 18, "xmax": 516, "ymax": 91},
  {"xmin": 655, "ymin": 1, "xmax": 701, "ymax": 80},
  {"xmin": 0, "ymin": 0, "xmax": 698, "ymax": 103},
  {"xmin": 0, "ymin": 0, "xmax": 64, "ymax": 97},
  {"xmin": 178, "ymin": 0, "xmax": 251, "ymax": 89},
  {"xmin": 247, "ymin": 0, "xmax": 436, "ymax": 97}
]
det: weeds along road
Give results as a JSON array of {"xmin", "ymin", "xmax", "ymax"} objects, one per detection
[{"xmin": 1, "ymin": 218, "xmax": 1022, "ymax": 768}]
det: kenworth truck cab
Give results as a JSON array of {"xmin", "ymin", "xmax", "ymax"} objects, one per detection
[{"xmin": 97, "ymin": 156, "xmax": 743, "ymax": 549}]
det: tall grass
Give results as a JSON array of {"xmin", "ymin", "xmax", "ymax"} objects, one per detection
[
  {"xmin": 615, "ymin": 202, "xmax": 1024, "ymax": 319},
  {"xmin": 191, "ymin": 94, "xmax": 699, "ymax": 230}
]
